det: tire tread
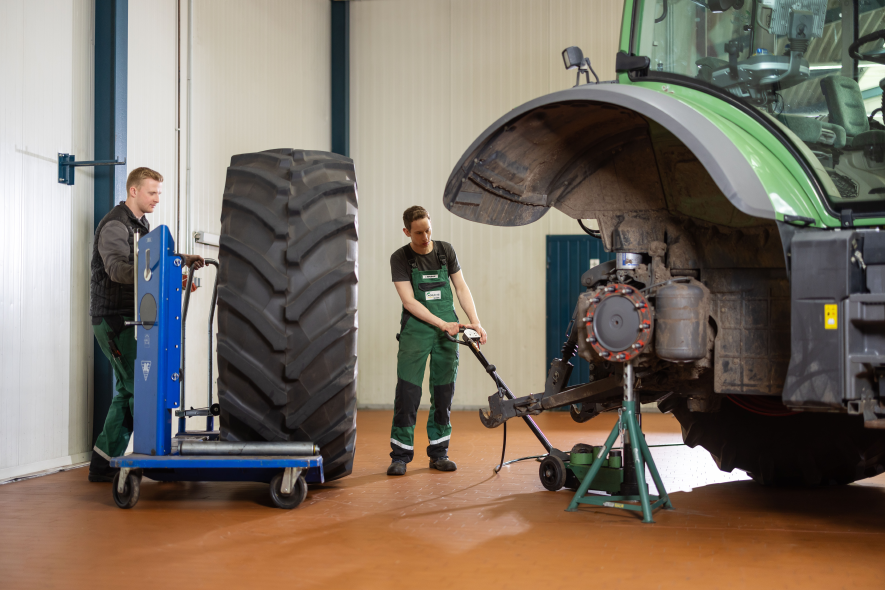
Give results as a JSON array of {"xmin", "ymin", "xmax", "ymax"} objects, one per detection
[{"xmin": 217, "ymin": 148, "xmax": 358, "ymax": 481}]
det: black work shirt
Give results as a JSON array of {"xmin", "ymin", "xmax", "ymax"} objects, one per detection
[{"xmin": 390, "ymin": 241, "xmax": 460, "ymax": 283}]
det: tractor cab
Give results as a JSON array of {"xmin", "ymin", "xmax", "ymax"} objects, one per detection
[{"xmin": 642, "ymin": 0, "xmax": 885, "ymax": 214}]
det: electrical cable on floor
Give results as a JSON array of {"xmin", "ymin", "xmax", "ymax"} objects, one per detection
[
  {"xmin": 500, "ymin": 455, "xmax": 548, "ymax": 468},
  {"xmin": 492, "ymin": 421, "xmax": 555, "ymax": 472},
  {"xmin": 494, "ymin": 422, "xmax": 507, "ymax": 473}
]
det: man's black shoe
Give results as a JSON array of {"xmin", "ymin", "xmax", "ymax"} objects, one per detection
[
  {"xmin": 429, "ymin": 457, "xmax": 457, "ymax": 471},
  {"xmin": 387, "ymin": 460, "xmax": 407, "ymax": 476},
  {"xmin": 88, "ymin": 451, "xmax": 118, "ymax": 483}
]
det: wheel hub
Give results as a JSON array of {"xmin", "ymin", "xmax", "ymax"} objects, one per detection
[{"xmin": 584, "ymin": 283, "xmax": 653, "ymax": 362}]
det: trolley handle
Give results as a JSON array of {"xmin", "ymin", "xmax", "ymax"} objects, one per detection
[
  {"xmin": 444, "ymin": 327, "xmax": 482, "ymax": 346},
  {"xmin": 178, "ymin": 257, "xmax": 219, "ymax": 433}
]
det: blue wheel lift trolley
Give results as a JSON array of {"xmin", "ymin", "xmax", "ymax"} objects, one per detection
[{"xmin": 109, "ymin": 226, "xmax": 324, "ymax": 509}]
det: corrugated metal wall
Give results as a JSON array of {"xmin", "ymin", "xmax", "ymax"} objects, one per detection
[
  {"xmin": 2, "ymin": 1, "xmax": 622, "ymax": 478},
  {"xmin": 128, "ymin": 0, "xmax": 179, "ymax": 236},
  {"xmin": 350, "ymin": 0, "xmax": 624, "ymax": 407},
  {"xmin": 128, "ymin": 0, "xmax": 332, "ymax": 414},
  {"xmin": 184, "ymin": 0, "xmax": 332, "ymax": 411},
  {"xmin": 0, "ymin": 0, "xmax": 95, "ymax": 480}
]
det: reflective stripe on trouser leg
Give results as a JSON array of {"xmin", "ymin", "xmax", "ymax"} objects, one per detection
[
  {"xmin": 92, "ymin": 320, "xmax": 137, "ymax": 458},
  {"xmin": 427, "ymin": 329, "xmax": 458, "ymax": 459}
]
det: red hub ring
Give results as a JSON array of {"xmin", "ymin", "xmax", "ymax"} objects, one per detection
[{"xmin": 583, "ymin": 283, "xmax": 653, "ymax": 363}]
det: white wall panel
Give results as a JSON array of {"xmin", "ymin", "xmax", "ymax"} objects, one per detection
[
  {"xmin": 351, "ymin": 0, "xmax": 624, "ymax": 407},
  {"xmin": 123, "ymin": 0, "xmax": 331, "ymax": 432},
  {"xmin": 129, "ymin": 0, "xmax": 180, "ymax": 240},
  {"xmin": 181, "ymin": 0, "xmax": 332, "ymax": 411},
  {"xmin": 1, "ymin": 0, "xmax": 620, "ymax": 477},
  {"xmin": 69, "ymin": 0, "xmax": 96, "ymax": 466},
  {"xmin": 0, "ymin": 0, "xmax": 94, "ymax": 480}
]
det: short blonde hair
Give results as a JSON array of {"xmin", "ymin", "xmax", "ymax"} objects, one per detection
[
  {"xmin": 403, "ymin": 206, "xmax": 429, "ymax": 230},
  {"xmin": 126, "ymin": 167, "xmax": 164, "ymax": 192}
]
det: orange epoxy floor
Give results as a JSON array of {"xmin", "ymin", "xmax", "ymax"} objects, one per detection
[{"xmin": 3, "ymin": 410, "xmax": 885, "ymax": 589}]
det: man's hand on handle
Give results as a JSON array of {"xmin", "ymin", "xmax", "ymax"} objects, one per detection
[
  {"xmin": 181, "ymin": 255, "xmax": 206, "ymax": 292},
  {"xmin": 183, "ymin": 254, "xmax": 205, "ymax": 270},
  {"xmin": 439, "ymin": 321, "xmax": 462, "ymax": 337},
  {"xmin": 465, "ymin": 323, "xmax": 487, "ymax": 345}
]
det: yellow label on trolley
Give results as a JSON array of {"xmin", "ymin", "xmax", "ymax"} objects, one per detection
[{"xmin": 825, "ymin": 304, "xmax": 838, "ymax": 330}]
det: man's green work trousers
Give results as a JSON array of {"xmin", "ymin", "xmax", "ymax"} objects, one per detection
[
  {"xmin": 391, "ymin": 310, "xmax": 460, "ymax": 462},
  {"xmin": 92, "ymin": 318, "xmax": 136, "ymax": 460}
]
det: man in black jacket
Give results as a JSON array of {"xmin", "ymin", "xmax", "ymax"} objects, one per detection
[{"xmin": 88, "ymin": 167, "xmax": 203, "ymax": 482}]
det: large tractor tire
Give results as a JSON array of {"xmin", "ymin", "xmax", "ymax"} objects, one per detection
[
  {"xmin": 665, "ymin": 396, "xmax": 885, "ymax": 486},
  {"xmin": 216, "ymin": 149, "xmax": 358, "ymax": 481}
]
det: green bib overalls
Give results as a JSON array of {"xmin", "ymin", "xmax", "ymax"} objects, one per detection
[{"xmin": 390, "ymin": 244, "xmax": 459, "ymax": 462}]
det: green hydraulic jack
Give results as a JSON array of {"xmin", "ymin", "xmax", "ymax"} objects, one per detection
[{"xmin": 566, "ymin": 363, "xmax": 673, "ymax": 523}]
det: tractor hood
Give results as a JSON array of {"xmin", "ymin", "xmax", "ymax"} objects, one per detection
[{"xmin": 443, "ymin": 83, "xmax": 822, "ymax": 227}]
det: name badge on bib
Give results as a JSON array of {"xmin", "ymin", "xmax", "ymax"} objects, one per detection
[
  {"xmin": 426, "ymin": 291, "xmax": 442, "ymax": 301},
  {"xmin": 423, "ymin": 274, "xmax": 438, "ymax": 279}
]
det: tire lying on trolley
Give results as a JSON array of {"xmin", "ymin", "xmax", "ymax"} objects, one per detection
[{"xmin": 216, "ymin": 149, "xmax": 359, "ymax": 481}]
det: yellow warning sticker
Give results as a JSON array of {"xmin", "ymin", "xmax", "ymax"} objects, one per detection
[{"xmin": 825, "ymin": 304, "xmax": 838, "ymax": 330}]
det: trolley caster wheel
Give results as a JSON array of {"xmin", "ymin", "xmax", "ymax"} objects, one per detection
[
  {"xmin": 112, "ymin": 471, "xmax": 141, "ymax": 509},
  {"xmin": 270, "ymin": 472, "xmax": 308, "ymax": 509},
  {"xmin": 539, "ymin": 455, "xmax": 567, "ymax": 491},
  {"xmin": 210, "ymin": 403, "xmax": 221, "ymax": 416}
]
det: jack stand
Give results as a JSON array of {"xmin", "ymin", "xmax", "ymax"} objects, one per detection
[{"xmin": 566, "ymin": 363, "xmax": 673, "ymax": 522}]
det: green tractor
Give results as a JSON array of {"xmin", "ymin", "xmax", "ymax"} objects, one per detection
[{"xmin": 446, "ymin": 0, "xmax": 885, "ymax": 486}]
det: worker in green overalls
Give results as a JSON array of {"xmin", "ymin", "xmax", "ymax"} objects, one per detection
[{"xmin": 388, "ymin": 206, "xmax": 488, "ymax": 476}]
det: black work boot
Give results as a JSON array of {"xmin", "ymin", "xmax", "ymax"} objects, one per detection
[
  {"xmin": 88, "ymin": 451, "xmax": 118, "ymax": 483},
  {"xmin": 387, "ymin": 460, "xmax": 407, "ymax": 476},
  {"xmin": 429, "ymin": 456, "xmax": 457, "ymax": 471}
]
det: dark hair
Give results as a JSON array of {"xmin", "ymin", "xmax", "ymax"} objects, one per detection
[{"xmin": 403, "ymin": 206, "xmax": 429, "ymax": 230}]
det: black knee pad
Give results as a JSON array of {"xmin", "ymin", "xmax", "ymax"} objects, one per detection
[
  {"xmin": 393, "ymin": 379, "xmax": 422, "ymax": 427},
  {"xmin": 433, "ymin": 383, "xmax": 455, "ymax": 426}
]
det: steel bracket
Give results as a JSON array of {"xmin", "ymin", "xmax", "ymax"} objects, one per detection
[
  {"xmin": 280, "ymin": 467, "xmax": 302, "ymax": 495},
  {"xmin": 57, "ymin": 153, "xmax": 126, "ymax": 186},
  {"xmin": 117, "ymin": 467, "xmax": 131, "ymax": 494}
]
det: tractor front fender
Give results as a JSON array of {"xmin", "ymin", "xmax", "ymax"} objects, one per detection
[{"xmin": 444, "ymin": 83, "xmax": 789, "ymax": 227}]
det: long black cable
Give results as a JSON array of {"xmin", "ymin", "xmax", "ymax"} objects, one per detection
[{"xmin": 494, "ymin": 422, "xmax": 507, "ymax": 473}]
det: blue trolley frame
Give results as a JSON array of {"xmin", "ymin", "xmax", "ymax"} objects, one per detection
[{"xmin": 109, "ymin": 226, "xmax": 324, "ymax": 508}]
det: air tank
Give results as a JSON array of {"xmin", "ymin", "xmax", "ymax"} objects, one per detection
[{"xmin": 654, "ymin": 283, "xmax": 707, "ymax": 362}]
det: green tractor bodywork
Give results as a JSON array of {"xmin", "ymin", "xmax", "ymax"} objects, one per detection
[{"xmin": 448, "ymin": 0, "xmax": 885, "ymax": 485}]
